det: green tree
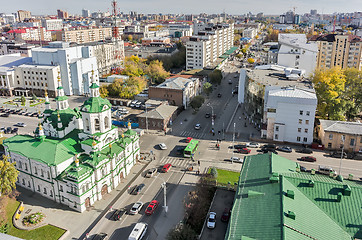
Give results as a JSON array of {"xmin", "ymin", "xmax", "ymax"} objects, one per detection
[
  {"xmin": 99, "ymin": 85, "xmax": 109, "ymax": 98},
  {"xmin": 210, "ymin": 167, "xmax": 218, "ymax": 178},
  {"xmin": 20, "ymin": 96, "xmax": 26, "ymax": 106},
  {"xmin": 145, "ymin": 60, "xmax": 170, "ymax": 84},
  {"xmin": 343, "ymin": 68, "xmax": 362, "ymax": 120},
  {"xmin": 203, "ymin": 82, "xmax": 213, "ymax": 96},
  {"xmin": 127, "ymin": 35, "xmax": 133, "ymax": 42},
  {"xmin": 166, "ymin": 224, "xmax": 197, "ymax": 240},
  {"xmin": 209, "ymin": 69, "xmax": 223, "ymax": 85},
  {"xmin": 312, "ymin": 68, "xmax": 346, "ymax": 120},
  {"xmin": 0, "ymin": 155, "xmax": 19, "ymax": 196},
  {"xmin": 190, "ymin": 96, "xmax": 205, "ymax": 110}
]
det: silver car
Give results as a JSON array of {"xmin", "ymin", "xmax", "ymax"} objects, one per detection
[
  {"xmin": 145, "ymin": 168, "xmax": 157, "ymax": 178},
  {"xmin": 129, "ymin": 201, "xmax": 144, "ymax": 215}
]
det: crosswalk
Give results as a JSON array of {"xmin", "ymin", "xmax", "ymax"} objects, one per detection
[
  {"xmin": 179, "ymin": 131, "xmax": 206, "ymax": 139},
  {"xmin": 159, "ymin": 156, "xmax": 193, "ymax": 169}
]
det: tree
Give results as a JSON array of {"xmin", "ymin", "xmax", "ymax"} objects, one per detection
[
  {"xmin": 208, "ymin": 69, "xmax": 223, "ymax": 85},
  {"xmin": 99, "ymin": 85, "xmax": 109, "ymax": 98},
  {"xmin": 203, "ymin": 82, "xmax": 213, "ymax": 96},
  {"xmin": 190, "ymin": 96, "xmax": 205, "ymax": 110},
  {"xmin": 0, "ymin": 155, "xmax": 19, "ymax": 196},
  {"xmin": 167, "ymin": 224, "xmax": 197, "ymax": 240},
  {"xmin": 20, "ymin": 96, "xmax": 26, "ymax": 106},
  {"xmin": 106, "ymin": 76, "xmax": 147, "ymax": 99},
  {"xmin": 127, "ymin": 35, "xmax": 133, "ymax": 42},
  {"xmin": 343, "ymin": 68, "xmax": 362, "ymax": 120},
  {"xmin": 145, "ymin": 60, "xmax": 170, "ymax": 84},
  {"xmin": 312, "ymin": 68, "xmax": 346, "ymax": 120},
  {"xmin": 210, "ymin": 167, "xmax": 218, "ymax": 178},
  {"xmin": 247, "ymin": 58, "xmax": 255, "ymax": 64}
]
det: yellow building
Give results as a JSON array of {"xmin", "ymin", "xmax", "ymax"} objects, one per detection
[
  {"xmin": 310, "ymin": 34, "xmax": 362, "ymax": 70},
  {"xmin": 319, "ymin": 119, "xmax": 362, "ymax": 153},
  {"xmin": 56, "ymin": 27, "xmax": 112, "ymax": 44}
]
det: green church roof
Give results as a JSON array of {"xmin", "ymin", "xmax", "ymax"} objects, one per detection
[
  {"xmin": 81, "ymin": 97, "xmax": 112, "ymax": 113},
  {"xmin": 43, "ymin": 108, "xmax": 81, "ymax": 132},
  {"xmin": 89, "ymin": 83, "xmax": 99, "ymax": 89},
  {"xmin": 55, "ymin": 95, "xmax": 68, "ymax": 101}
]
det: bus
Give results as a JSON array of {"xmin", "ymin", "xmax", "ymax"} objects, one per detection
[
  {"xmin": 128, "ymin": 222, "xmax": 148, "ymax": 240},
  {"xmin": 184, "ymin": 139, "xmax": 199, "ymax": 158}
]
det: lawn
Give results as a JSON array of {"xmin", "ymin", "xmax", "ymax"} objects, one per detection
[
  {"xmin": 208, "ymin": 168, "xmax": 240, "ymax": 186},
  {"xmin": 2, "ymin": 197, "xmax": 66, "ymax": 240}
]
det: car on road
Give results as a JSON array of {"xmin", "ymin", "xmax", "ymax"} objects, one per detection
[
  {"xmin": 205, "ymin": 113, "xmax": 211, "ymax": 118},
  {"xmin": 262, "ymin": 144, "xmax": 276, "ymax": 150},
  {"xmin": 0, "ymin": 113, "xmax": 10, "ymax": 117},
  {"xmin": 233, "ymin": 144, "xmax": 247, "ymax": 149},
  {"xmin": 92, "ymin": 233, "xmax": 107, "ymax": 240},
  {"xmin": 129, "ymin": 100, "xmax": 138, "ymax": 107},
  {"xmin": 131, "ymin": 184, "xmax": 145, "ymax": 195},
  {"xmin": 300, "ymin": 165, "xmax": 307, "ymax": 172},
  {"xmin": 14, "ymin": 122, "xmax": 26, "ymax": 127},
  {"xmin": 221, "ymin": 208, "xmax": 231, "ymax": 222},
  {"xmin": 145, "ymin": 200, "xmax": 159, "ymax": 215},
  {"xmin": 217, "ymin": 93, "xmax": 222, "ymax": 98},
  {"xmin": 230, "ymin": 156, "xmax": 243, "ymax": 163},
  {"xmin": 11, "ymin": 128, "xmax": 18, "ymax": 134},
  {"xmin": 129, "ymin": 201, "xmax": 144, "ymax": 215},
  {"xmin": 6, "ymin": 127, "xmax": 12, "ymax": 133},
  {"xmin": 300, "ymin": 156, "xmax": 316, "ymax": 162},
  {"xmin": 246, "ymin": 142, "xmax": 260, "ymax": 148},
  {"xmin": 237, "ymin": 148, "xmax": 251, "ymax": 154},
  {"xmin": 207, "ymin": 212, "xmax": 217, "ymax": 229},
  {"xmin": 158, "ymin": 143, "xmax": 167, "ymax": 150},
  {"xmin": 318, "ymin": 165, "xmax": 337, "ymax": 175},
  {"xmin": 176, "ymin": 146, "xmax": 185, "ymax": 155},
  {"xmin": 194, "ymin": 124, "xmax": 201, "ymax": 130},
  {"xmin": 186, "ymin": 137, "xmax": 193, "ymax": 143},
  {"xmin": 330, "ymin": 151, "xmax": 347, "ymax": 158},
  {"xmin": 112, "ymin": 208, "xmax": 126, "ymax": 221},
  {"xmin": 277, "ymin": 146, "xmax": 292, "ymax": 153},
  {"xmin": 297, "ymin": 148, "xmax": 313, "ymax": 154},
  {"xmin": 145, "ymin": 168, "xmax": 157, "ymax": 178},
  {"xmin": 162, "ymin": 163, "xmax": 172, "ymax": 173}
]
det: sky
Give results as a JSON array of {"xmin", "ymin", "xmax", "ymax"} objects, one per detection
[{"xmin": 2, "ymin": 0, "xmax": 361, "ymax": 16}]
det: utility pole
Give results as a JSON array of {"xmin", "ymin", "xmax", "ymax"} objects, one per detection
[
  {"xmin": 338, "ymin": 135, "xmax": 345, "ymax": 175},
  {"xmin": 145, "ymin": 104, "xmax": 148, "ymax": 133},
  {"xmin": 232, "ymin": 123, "xmax": 235, "ymax": 163},
  {"xmin": 162, "ymin": 182, "xmax": 168, "ymax": 213}
]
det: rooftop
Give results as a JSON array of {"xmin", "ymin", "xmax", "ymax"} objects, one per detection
[
  {"xmin": 320, "ymin": 119, "xmax": 362, "ymax": 135},
  {"xmin": 153, "ymin": 77, "xmax": 195, "ymax": 90},
  {"xmin": 137, "ymin": 104, "xmax": 178, "ymax": 120},
  {"xmin": 0, "ymin": 54, "xmax": 31, "ymax": 73}
]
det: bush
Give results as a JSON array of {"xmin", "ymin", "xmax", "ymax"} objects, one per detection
[
  {"xmin": 190, "ymin": 96, "xmax": 205, "ymax": 110},
  {"xmin": 210, "ymin": 167, "xmax": 218, "ymax": 178},
  {"xmin": 166, "ymin": 224, "xmax": 197, "ymax": 240},
  {"xmin": 22, "ymin": 212, "xmax": 44, "ymax": 226}
]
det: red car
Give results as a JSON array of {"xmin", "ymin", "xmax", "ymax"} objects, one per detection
[
  {"xmin": 300, "ymin": 156, "xmax": 316, "ymax": 162},
  {"xmin": 186, "ymin": 137, "xmax": 193, "ymax": 143},
  {"xmin": 145, "ymin": 200, "xmax": 159, "ymax": 215},
  {"xmin": 162, "ymin": 163, "xmax": 172, "ymax": 173},
  {"xmin": 237, "ymin": 148, "xmax": 251, "ymax": 154},
  {"xmin": 221, "ymin": 208, "xmax": 231, "ymax": 222}
]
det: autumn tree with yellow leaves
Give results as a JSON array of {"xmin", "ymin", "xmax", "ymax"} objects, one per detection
[{"xmin": 0, "ymin": 155, "xmax": 19, "ymax": 196}]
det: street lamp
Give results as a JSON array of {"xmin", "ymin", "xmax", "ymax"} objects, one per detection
[
  {"xmin": 338, "ymin": 135, "xmax": 345, "ymax": 176},
  {"xmin": 232, "ymin": 123, "xmax": 235, "ymax": 164},
  {"xmin": 207, "ymin": 103, "xmax": 214, "ymax": 127},
  {"xmin": 155, "ymin": 175, "xmax": 168, "ymax": 214},
  {"xmin": 145, "ymin": 104, "xmax": 148, "ymax": 133}
]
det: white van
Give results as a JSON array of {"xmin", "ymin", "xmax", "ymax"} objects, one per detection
[
  {"xmin": 318, "ymin": 165, "xmax": 337, "ymax": 175},
  {"xmin": 128, "ymin": 222, "xmax": 148, "ymax": 240}
]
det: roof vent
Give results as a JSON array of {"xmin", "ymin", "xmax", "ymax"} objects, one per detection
[
  {"xmin": 287, "ymin": 211, "xmax": 296, "ymax": 220},
  {"xmin": 337, "ymin": 192, "xmax": 342, "ymax": 202},
  {"xmin": 286, "ymin": 190, "xmax": 295, "ymax": 199},
  {"xmin": 308, "ymin": 180, "xmax": 314, "ymax": 187},
  {"xmin": 343, "ymin": 185, "xmax": 351, "ymax": 196}
]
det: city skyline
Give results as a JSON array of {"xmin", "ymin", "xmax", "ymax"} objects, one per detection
[{"xmin": 2, "ymin": 0, "xmax": 361, "ymax": 16}]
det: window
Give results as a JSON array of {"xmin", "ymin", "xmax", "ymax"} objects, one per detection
[
  {"xmin": 22, "ymin": 179, "xmax": 25, "ymax": 185},
  {"xmin": 95, "ymin": 118, "xmax": 100, "ymax": 131},
  {"xmin": 350, "ymin": 138, "xmax": 355, "ymax": 146},
  {"xmin": 275, "ymin": 126, "xmax": 279, "ymax": 131},
  {"xmin": 305, "ymin": 120, "xmax": 309, "ymax": 125},
  {"xmin": 18, "ymin": 161, "xmax": 22, "ymax": 169},
  {"xmin": 24, "ymin": 163, "xmax": 28, "ymax": 171},
  {"xmin": 50, "ymin": 190, "xmax": 53, "ymax": 197},
  {"xmin": 275, "ymin": 134, "xmax": 278, "ymax": 140},
  {"xmin": 297, "ymin": 137, "xmax": 301, "ymax": 142},
  {"xmin": 61, "ymin": 196, "xmax": 64, "ymax": 202},
  {"xmin": 360, "ymin": 137, "xmax": 362, "ymax": 143},
  {"xmin": 44, "ymin": 188, "xmax": 47, "ymax": 194},
  {"xmin": 303, "ymin": 137, "xmax": 308, "ymax": 142},
  {"xmin": 329, "ymin": 134, "xmax": 333, "ymax": 140},
  {"xmin": 306, "ymin": 111, "xmax": 310, "ymax": 116},
  {"xmin": 104, "ymin": 116, "xmax": 109, "ymax": 129},
  {"xmin": 37, "ymin": 185, "xmax": 40, "ymax": 192},
  {"xmin": 41, "ymin": 169, "xmax": 44, "ymax": 177},
  {"xmin": 60, "ymin": 185, "xmax": 63, "ymax": 192},
  {"xmin": 28, "ymin": 181, "xmax": 31, "ymax": 187},
  {"xmin": 47, "ymin": 172, "xmax": 50, "ymax": 179},
  {"xmin": 305, "ymin": 129, "xmax": 308, "ymax": 133},
  {"xmin": 298, "ymin": 128, "xmax": 301, "ymax": 132},
  {"xmin": 300, "ymin": 110, "xmax": 303, "ymax": 115},
  {"xmin": 299, "ymin": 119, "xmax": 302, "ymax": 124}
]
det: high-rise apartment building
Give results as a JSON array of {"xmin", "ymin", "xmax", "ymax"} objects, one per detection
[
  {"xmin": 17, "ymin": 10, "xmax": 31, "ymax": 22},
  {"xmin": 310, "ymin": 34, "xmax": 362, "ymax": 70},
  {"xmin": 57, "ymin": 9, "xmax": 69, "ymax": 19},
  {"xmin": 55, "ymin": 27, "xmax": 112, "ymax": 44},
  {"xmin": 82, "ymin": 9, "xmax": 90, "ymax": 18}
]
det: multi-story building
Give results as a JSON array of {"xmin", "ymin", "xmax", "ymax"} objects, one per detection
[
  {"xmin": 3, "ymin": 82, "xmax": 140, "ymax": 212},
  {"xmin": 0, "ymin": 41, "xmax": 35, "ymax": 57},
  {"xmin": 310, "ymin": 34, "xmax": 362, "ymax": 70},
  {"xmin": 1, "ymin": 13, "xmax": 16, "ymax": 24},
  {"xmin": 55, "ymin": 27, "xmax": 112, "ymax": 44},
  {"xmin": 82, "ymin": 9, "xmax": 90, "ymax": 18},
  {"xmin": 186, "ymin": 23, "xmax": 234, "ymax": 70},
  {"xmin": 41, "ymin": 19, "xmax": 63, "ymax": 31},
  {"xmin": 277, "ymin": 34, "xmax": 318, "ymax": 75},
  {"xmin": 17, "ymin": 10, "xmax": 31, "ymax": 22},
  {"xmin": 242, "ymin": 28, "xmax": 257, "ymax": 39},
  {"xmin": 168, "ymin": 24, "xmax": 193, "ymax": 38},
  {"xmin": 57, "ymin": 9, "xmax": 69, "ymax": 19},
  {"xmin": 6, "ymin": 27, "xmax": 52, "ymax": 42},
  {"xmin": 262, "ymin": 86, "xmax": 317, "ymax": 144}
]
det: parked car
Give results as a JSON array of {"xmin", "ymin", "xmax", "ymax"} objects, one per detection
[
  {"xmin": 297, "ymin": 148, "xmax": 313, "ymax": 154},
  {"xmin": 300, "ymin": 156, "xmax": 316, "ymax": 162},
  {"xmin": 11, "ymin": 128, "xmax": 18, "ymax": 134},
  {"xmin": 262, "ymin": 148, "xmax": 278, "ymax": 154},
  {"xmin": 92, "ymin": 233, "xmax": 107, "ymax": 240},
  {"xmin": 112, "ymin": 208, "xmax": 126, "ymax": 221},
  {"xmin": 14, "ymin": 122, "xmax": 26, "ymax": 127},
  {"xmin": 131, "ymin": 184, "xmax": 145, "ymax": 195},
  {"xmin": 145, "ymin": 200, "xmax": 159, "ymax": 215},
  {"xmin": 246, "ymin": 142, "xmax": 260, "ymax": 148},
  {"xmin": 186, "ymin": 137, "xmax": 192, "ymax": 143},
  {"xmin": 129, "ymin": 100, "xmax": 138, "ymax": 107},
  {"xmin": 277, "ymin": 146, "xmax": 292, "ymax": 153},
  {"xmin": 205, "ymin": 113, "xmax": 211, "ymax": 118},
  {"xmin": 300, "ymin": 165, "xmax": 307, "ymax": 172},
  {"xmin": 129, "ymin": 202, "xmax": 144, "ymax": 215},
  {"xmin": 31, "ymin": 112, "xmax": 38, "ymax": 117},
  {"xmin": 176, "ymin": 146, "xmax": 185, "ymax": 155},
  {"xmin": 331, "ymin": 151, "xmax": 347, "ymax": 158},
  {"xmin": 217, "ymin": 93, "xmax": 222, "ymax": 98},
  {"xmin": 162, "ymin": 163, "xmax": 172, "ymax": 173},
  {"xmin": 145, "ymin": 168, "xmax": 157, "ymax": 178},
  {"xmin": 262, "ymin": 144, "xmax": 276, "ymax": 150},
  {"xmin": 237, "ymin": 148, "xmax": 251, "ymax": 154},
  {"xmin": 230, "ymin": 156, "xmax": 243, "ymax": 163},
  {"xmin": 233, "ymin": 144, "xmax": 247, "ymax": 149},
  {"xmin": 207, "ymin": 212, "xmax": 217, "ymax": 229},
  {"xmin": 194, "ymin": 124, "xmax": 201, "ymax": 130},
  {"xmin": 221, "ymin": 208, "xmax": 231, "ymax": 222},
  {"xmin": 158, "ymin": 143, "xmax": 167, "ymax": 150},
  {"xmin": 228, "ymin": 79, "xmax": 232, "ymax": 84},
  {"xmin": 0, "ymin": 113, "xmax": 10, "ymax": 117},
  {"xmin": 6, "ymin": 127, "xmax": 12, "ymax": 133},
  {"xmin": 318, "ymin": 165, "xmax": 337, "ymax": 175}
]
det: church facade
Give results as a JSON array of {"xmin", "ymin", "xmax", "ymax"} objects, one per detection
[{"xmin": 3, "ymin": 74, "xmax": 140, "ymax": 212}]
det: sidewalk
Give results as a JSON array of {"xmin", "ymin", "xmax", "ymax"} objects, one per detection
[{"xmin": 15, "ymin": 161, "xmax": 149, "ymax": 240}]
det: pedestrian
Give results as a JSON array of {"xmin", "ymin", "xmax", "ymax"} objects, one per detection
[{"xmin": 198, "ymin": 160, "xmax": 200, "ymax": 165}]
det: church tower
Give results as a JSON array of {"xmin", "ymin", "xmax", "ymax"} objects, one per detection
[{"xmin": 55, "ymin": 71, "xmax": 69, "ymax": 111}]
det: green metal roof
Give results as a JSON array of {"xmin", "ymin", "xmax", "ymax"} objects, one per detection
[
  {"xmin": 3, "ymin": 131, "xmax": 83, "ymax": 166},
  {"xmin": 81, "ymin": 96, "xmax": 112, "ymax": 113},
  {"xmin": 225, "ymin": 153, "xmax": 362, "ymax": 240},
  {"xmin": 55, "ymin": 95, "xmax": 68, "ymax": 101},
  {"xmin": 89, "ymin": 83, "xmax": 99, "ymax": 89},
  {"xmin": 43, "ymin": 108, "xmax": 81, "ymax": 132}
]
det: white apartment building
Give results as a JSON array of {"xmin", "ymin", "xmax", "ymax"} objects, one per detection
[
  {"xmin": 186, "ymin": 23, "xmax": 234, "ymax": 70},
  {"xmin": 262, "ymin": 86, "xmax": 317, "ymax": 144},
  {"xmin": 168, "ymin": 24, "xmax": 193, "ymax": 37},
  {"xmin": 242, "ymin": 28, "xmax": 257, "ymax": 39},
  {"xmin": 41, "ymin": 19, "xmax": 63, "ymax": 31},
  {"xmin": 31, "ymin": 42, "xmax": 99, "ymax": 96},
  {"xmin": 7, "ymin": 28, "xmax": 52, "ymax": 42},
  {"xmin": 277, "ymin": 34, "xmax": 318, "ymax": 75}
]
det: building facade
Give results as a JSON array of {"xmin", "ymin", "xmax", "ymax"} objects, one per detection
[
  {"xmin": 41, "ymin": 19, "xmax": 63, "ymax": 31},
  {"xmin": 55, "ymin": 27, "xmax": 112, "ymax": 44},
  {"xmin": 3, "ymin": 82, "xmax": 140, "ymax": 212},
  {"xmin": 17, "ymin": 10, "xmax": 31, "ymax": 22}
]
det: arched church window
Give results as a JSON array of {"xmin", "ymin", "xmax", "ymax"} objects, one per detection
[
  {"xmin": 104, "ymin": 116, "xmax": 109, "ymax": 129},
  {"xmin": 95, "ymin": 118, "xmax": 100, "ymax": 131},
  {"xmin": 86, "ymin": 118, "xmax": 90, "ymax": 131}
]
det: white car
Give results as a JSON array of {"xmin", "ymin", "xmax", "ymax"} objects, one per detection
[
  {"xmin": 159, "ymin": 143, "xmax": 167, "ymax": 150},
  {"xmin": 231, "ymin": 156, "xmax": 243, "ymax": 163},
  {"xmin": 246, "ymin": 142, "xmax": 260, "ymax": 148},
  {"xmin": 129, "ymin": 201, "xmax": 144, "ymax": 215},
  {"xmin": 194, "ymin": 124, "xmax": 201, "ymax": 130},
  {"xmin": 207, "ymin": 212, "xmax": 216, "ymax": 229},
  {"xmin": 145, "ymin": 168, "xmax": 157, "ymax": 178}
]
